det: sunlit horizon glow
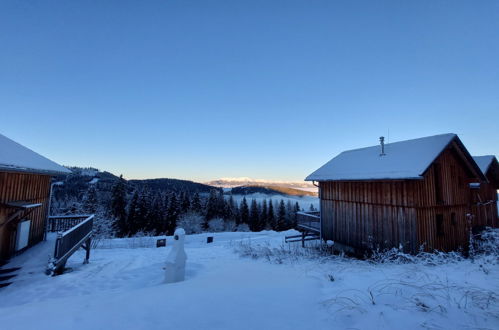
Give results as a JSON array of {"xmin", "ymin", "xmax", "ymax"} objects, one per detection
[{"xmin": 1, "ymin": 1, "xmax": 498, "ymax": 182}]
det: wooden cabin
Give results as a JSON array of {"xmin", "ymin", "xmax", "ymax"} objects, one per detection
[
  {"xmin": 0, "ymin": 134, "xmax": 71, "ymax": 262},
  {"xmin": 472, "ymin": 155, "xmax": 499, "ymax": 229},
  {"xmin": 305, "ymin": 133, "xmax": 489, "ymax": 254}
]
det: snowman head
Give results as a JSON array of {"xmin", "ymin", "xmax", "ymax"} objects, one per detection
[{"xmin": 173, "ymin": 228, "xmax": 186, "ymax": 245}]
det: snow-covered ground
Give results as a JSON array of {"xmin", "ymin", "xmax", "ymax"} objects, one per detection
[{"xmin": 1, "ymin": 231, "xmax": 498, "ymax": 330}]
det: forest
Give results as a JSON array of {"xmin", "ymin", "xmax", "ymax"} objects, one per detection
[{"xmin": 51, "ymin": 169, "xmax": 312, "ymax": 238}]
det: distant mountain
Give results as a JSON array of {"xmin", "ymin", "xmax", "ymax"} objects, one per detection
[
  {"xmin": 230, "ymin": 185, "xmax": 317, "ymax": 197},
  {"xmin": 206, "ymin": 177, "xmax": 316, "ymax": 190}
]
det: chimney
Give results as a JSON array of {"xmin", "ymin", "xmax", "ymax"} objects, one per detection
[{"xmin": 379, "ymin": 136, "xmax": 386, "ymax": 156}]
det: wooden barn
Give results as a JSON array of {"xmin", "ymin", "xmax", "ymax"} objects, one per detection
[
  {"xmin": 303, "ymin": 133, "xmax": 493, "ymax": 254},
  {"xmin": 472, "ymin": 155, "xmax": 499, "ymax": 229},
  {"xmin": 0, "ymin": 133, "xmax": 71, "ymax": 262}
]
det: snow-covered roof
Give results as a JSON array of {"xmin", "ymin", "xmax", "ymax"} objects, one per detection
[
  {"xmin": 306, "ymin": 133, "xmax": 479, "ymax": 182},
  {"xmin": 472, "ymin": 156, "xmax": 496, "ymax": 175},
  {"xmin": 0, "ymin": 133, "xmax": 71, "ymax": 176}
]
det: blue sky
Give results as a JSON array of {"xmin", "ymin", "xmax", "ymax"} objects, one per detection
[{"xmin": 1, "ymin": 1, "xmax": 498, "ymax": 182}]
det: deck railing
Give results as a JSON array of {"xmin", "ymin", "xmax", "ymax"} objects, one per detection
[
  {"xmin": 47, "ymin": 214, "xmax": 94, "ymax": 275},
  {"xmin": 48, "ymin": 215, "xmax": 91, "ymax": 232},
  {"xmin": 296, "ymin": 211, "xmax": 321, "ymax": 233}
]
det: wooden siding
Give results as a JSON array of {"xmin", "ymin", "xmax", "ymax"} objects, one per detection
[
  {"xmin": 320, "ymin": 181, "xmax": 418, "ymax": 253},
  {"xmin": 472, "ymin": 169, "xmax": 499, "ymax": 229},
  {"xmin": 319, "ymin": 145, "xmax": 483, "ymax": 253},
  {"xmin": 0, "ymin": 171, "xmax": 51, "ymax": 260}
]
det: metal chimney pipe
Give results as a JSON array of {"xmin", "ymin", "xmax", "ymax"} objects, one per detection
[{"xmin": 379, "ymin": 136, "xmax": 386, "ymax": 156}]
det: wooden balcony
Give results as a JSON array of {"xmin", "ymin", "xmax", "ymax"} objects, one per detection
[
  {"xmin": 296, "ymin": 211, "xmax": 320, "ymax": 233},
  {"xmin": 46, "ymin": 214, "xmax": 94, "ymax": 275}
]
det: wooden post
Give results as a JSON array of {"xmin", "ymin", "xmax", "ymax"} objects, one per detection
[
  {"xmin": 84, "ymin": 238, "xmax": 91, "ymax": 264},
  {"xmin": 301, "ymin": 231, "xmax": 305, "ymax": 248}
]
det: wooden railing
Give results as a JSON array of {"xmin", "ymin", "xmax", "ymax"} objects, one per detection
[
  {"xmin": 47, "ymin": 214, "xmax": 94, "ymax": 275},
  {"xmin": 48, "ymin": 215, "xmax": 91, "ymax": 232},
  {"xmin": 296, "ymin": 211, "xmax": 321, "ymax": 233}
]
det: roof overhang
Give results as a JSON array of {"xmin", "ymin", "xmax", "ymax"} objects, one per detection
[
  {"xmin": 0, "ymin": 164, "xmax": 71, "ymax": 176},
  {"xmin": 4, "ymin": 201, "xmax": 43, "ymax": 209}
]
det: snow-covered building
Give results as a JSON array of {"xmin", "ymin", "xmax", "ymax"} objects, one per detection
[
  {"xmin": 472, "ymin": 155, "xmax": 499, "ymax": 228},
  {"xmin": 0, "ymin": 133, "xmax": 71, "ymax": 261},
  {"xmin": 305, "ymin": 133, "xmax": 494, "ymax": 253}
]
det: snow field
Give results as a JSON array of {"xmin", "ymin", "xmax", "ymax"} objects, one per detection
[{"xmin": 0, "ymin": 230, "xmax": 498, "ymax": 330}]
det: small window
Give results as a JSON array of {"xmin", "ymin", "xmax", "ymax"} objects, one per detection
[
  {"xmin": 451, "ymin": 213, "xmax": 457, "ymax": 226},
  {"xmin": 436, "ymin": 214, "xmax": 444, "ymax": 236}
]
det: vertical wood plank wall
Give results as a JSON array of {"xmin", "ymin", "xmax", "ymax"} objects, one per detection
[
  {"xmin": 319, "ymin": 146, "xmax": 492, "ymax": 253},
  {"xmin": 473, "ymin": 169, "xmax": 499, "ymax": 229},
  {"xmin": 0, "ymin": 172, "xmax": 51, "ymax": 260}
]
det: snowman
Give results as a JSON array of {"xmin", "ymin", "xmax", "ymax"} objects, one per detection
[{"xmin": 164, "ymin": 228, "xmax": 187, "ymax": 283}]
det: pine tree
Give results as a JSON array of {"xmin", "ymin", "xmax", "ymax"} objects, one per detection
[
  {"xmin": 205, "ymin": 190, "xmax": 219, "ymax": 220},
  {"xmin": 249, "ymin": 199, "xmax": 259, "ymax": 231},
  {"xmin": 147, "ymin": 192, "xmax": 163, "ymax": 234},
  {"xmin": 137, "ymin": 190, "xmax": 151, "ymax": 230},
  {"xmin": 292, "ymin": 202, "xmax": 301, "ymax": 228},
  {"xmin": 110, "ymin": 175, "xmax": 128, "ymax": 237},
  {"xmin": 191, "ymin": 192, "xmax": 202, "ymax": 213},
  {"xmin": 166, "ymin": 193, "xmax": 179, "ymax": 235},
  {"xmin": 83, "ymin": 185, "xmax": 98, "ymax": 214},
  {"xmin": 260, "ymin": 199, "xmax": 268, "ymax": 230},
  {"xmin": 240, "ymin": 197, "xmax": 249, "ymax": 225},
  {"xmin": 268, "ymin": 199, "xmax": 275, "ymax": 230},
  {"xmin": 180, "ymin": 192, "xmax": 191, "ymax": 213},
  {"xmin": 276, "ymin": 200, "xmax": 287, "ymax": 231},
  {"xmin": 127, "ymin": 191, "xmax": 140, "ymax": 236}
]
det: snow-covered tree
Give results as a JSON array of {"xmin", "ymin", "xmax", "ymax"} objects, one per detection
[{"xmin": 177, "ymin": 212, "xmax": 204, "ymax": 234}]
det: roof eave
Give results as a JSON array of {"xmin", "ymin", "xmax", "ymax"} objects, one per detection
[
  {"xmin": 0, "ymin": 165, "xmax": 71, "ymax": 176},
  {"xmin": 305, "ymin": 176, "xmax": 424, "ymax": 182}
]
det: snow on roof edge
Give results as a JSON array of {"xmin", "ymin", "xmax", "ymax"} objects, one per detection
[{"xmin": 0, "ymin": 133, "xmax": 72, "ymax": 176}]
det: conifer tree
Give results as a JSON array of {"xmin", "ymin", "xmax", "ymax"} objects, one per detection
[
  {"xmin": 180, "ymin": 192, "xmax": 191, "ymax": 213},
  {"xmin": 147, "ymin": 192, "xmax": 163, "ymax": 234},
  {"xmin": 260, "ymin": 199, "xmax": 268, "ymax": 230},
  {"xmin": 268, "ymin": 199, "xmax": 275, "ymax": 230},
  {"xmin": 191, "ymin": 192, "xmax": 202, "ymax": 213},
  {"xmin": 240, "ymin": 197, "xmax": 249, "ymax": 225},
  {"xmin": 292, "ymin": 202, "xmax": 301, "ymax": 228},
  {"xmin": 286, "ymin": 200, "xmax": 293, "ymax": 228},
  {"xmin": 137, "ymin": 190, "xmax": 151, "ymax": 228},
  {"xmin": 205, "ymin": 190, "xmax": 219, "ymax": 220},
  {"xmin": 249, "ymin": 199, "xmax": 259, "ymax": 231},
  {"xmin": 166, "ymin": 193, "xmax": 179, "ymax": 235},
  {"xmin": 276, "ymin": 199, "xmax": 287, "ymax": 231},
  {"xmin": 127, "ymin": 191, "xmax": 140, "ymax": 236},
  {"xmin": 110, "ymin": 175, "xmax": 128, "ymax": 237},
  {"xmin": 294, "ymin": 202, "xmax": 301, "ymax": 212},
  {"xmin": 83, "ymin": 185, "xmax": 98, "ymax": 214}
]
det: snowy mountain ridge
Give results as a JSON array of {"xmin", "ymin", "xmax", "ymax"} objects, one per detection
[{"xmin": 206, "ymin": 177, "xmax": 315, "ymax": 190}]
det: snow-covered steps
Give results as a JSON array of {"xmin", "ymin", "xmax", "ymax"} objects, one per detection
[{"xmin": 0, "ymin": 267, "xmax": 21, "ymax": 288}]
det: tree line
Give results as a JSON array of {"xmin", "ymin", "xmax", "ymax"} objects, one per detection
[{"xmin": 109, "ymin": 175, "xmax": 305, "ymax": 237}]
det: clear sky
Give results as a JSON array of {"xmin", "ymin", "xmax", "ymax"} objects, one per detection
[{"xmin": 1, "ymin": 1, "xmax": 498, "ymax": 182}]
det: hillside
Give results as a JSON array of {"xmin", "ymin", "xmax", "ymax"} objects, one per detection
[
  {"xmin": 129, "ymin": 178, "xmax": 216, "ymax": 194},
  {"xmin": 51, "ymin": 167, "xmax": 219, "ymax": 216}
]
